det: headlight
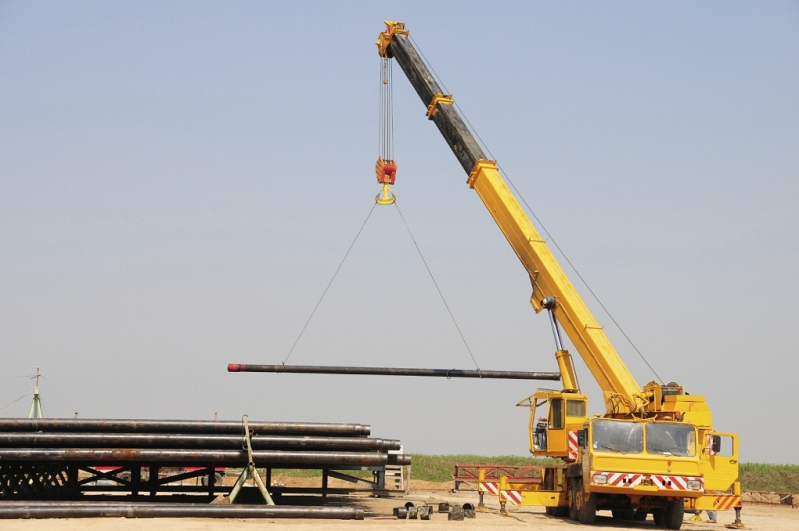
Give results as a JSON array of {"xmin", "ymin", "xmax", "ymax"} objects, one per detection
[
  {"xmin": 592, "ymin": 473, "xmax": 608, "ymax": 484},
  {"xmin": 686, "ymin": 480, "xmax": 702, "ymax": 490}
]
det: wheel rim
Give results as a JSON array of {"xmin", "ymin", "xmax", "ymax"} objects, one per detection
[{"xmin": 575, "ymin": 489, "xmax": 584, "ymax": 513}]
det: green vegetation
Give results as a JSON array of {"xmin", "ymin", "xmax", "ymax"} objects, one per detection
[
  {"xmin": 243, "ymin": 457, "xmax": 799, "ymax": 494},
  {"xmin": 739, "ymin": 463, "xmax": 799, "ymax": 493}
]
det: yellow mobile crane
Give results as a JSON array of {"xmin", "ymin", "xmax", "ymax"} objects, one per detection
[{"xmin": 376, "ymin": 22, "xmax": 742, "ymax": 529}]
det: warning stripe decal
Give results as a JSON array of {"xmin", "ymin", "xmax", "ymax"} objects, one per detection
[
  {"xmin": 480, "ymin": 482, "xmax": 498, "ymax": 495},
  {"xmin": 712, "ymin": 495, "xmax": 742, "ymax": 511},
  {"xmin": 650, "ymin": 475, "xmax": 703, "ymax": 491},
  {"xmin": 500, "ymin": 490, "xmax": 522, "ymax": 505},
  {"xmin": 567, "ymin": 431, "xmax": 579, "ymax": 462},
  {"xmin": 592, "ymin": 471, "xmax": 703, "ymax": 491}
]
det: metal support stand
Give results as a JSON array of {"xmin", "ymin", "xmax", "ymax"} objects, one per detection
[
  {"xmin": 725, "ymin": 507, "xmax": 747, "ymax": 529},
  {"xmin": 228, "ymin": 415, "xmax": 275, "ymax": 505},
  {"xmin": 477, "ymin": 470, "xmax": 486, "ymax": 509}
]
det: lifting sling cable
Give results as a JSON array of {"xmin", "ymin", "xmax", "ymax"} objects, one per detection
[
  {"xmin": 408, "ymin": 34, "xmax": 663, "ymax": 384},
  {"xmin": 391, "ymin": 202, "xmax": 481, "ymax": 372},
  {"xmin": 281, "ymin": 55, "xmax": 481, "ymax": 373},
  {"xmin": 281, "ymin": 203, "xmax": 377, "ymax": 365}
]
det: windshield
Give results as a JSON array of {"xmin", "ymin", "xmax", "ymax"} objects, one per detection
[
  {"xmin": 646, "ymin": 423, "xmax": 696, "ymax": 456},
  {"xmin": 591, "ymin": 420, "xmax": 643, "ymax": 454}
]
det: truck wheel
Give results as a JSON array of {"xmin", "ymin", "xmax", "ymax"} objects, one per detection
[
  {"xmin": 202, "ymin": 472, "xmax": 224, "ymax": 486},
  {"xmin": 653, "ymin": 509, "xmax": 665, "ymax": 526},
  {"xmin": 574, "ymin": 479, "xmax": 597, "ymax": 524},
  {"xmin": 664, "ymin": 501, "xmax": 684, "ymax": 529},
  {"xmin": 569, "ymin": 480, "xmax": 579, "ymax": 520}
]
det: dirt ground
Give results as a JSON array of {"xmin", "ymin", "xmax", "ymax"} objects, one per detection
[{"xmin": 1, "ymin": 481, "xmax": 796, "ymax": 530}]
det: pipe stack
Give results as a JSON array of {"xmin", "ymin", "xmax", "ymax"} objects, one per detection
[{"xmin": 0, "ymin": 418, "xmax": 409, "ymax": 501}]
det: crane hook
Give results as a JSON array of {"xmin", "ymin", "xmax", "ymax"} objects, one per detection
[{"xmin": 375, "ymin": 157, "xmax": 397, "ymax": 205}]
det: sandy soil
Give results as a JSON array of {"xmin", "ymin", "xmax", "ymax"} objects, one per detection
[{"xmin": 1, "ymin": 482, "xmax": 796, "ymax": 530}]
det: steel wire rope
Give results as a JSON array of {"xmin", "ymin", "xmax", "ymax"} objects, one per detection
[
  {"xmin": 391, "ymin": 201, "xmax": 482, "ymax": 373},
  {"xmin": 378, "ymin": 58, "xmax": 394, "ymax": 161},
  {"xmin": 408, "ymin": 34, "xmax": 664, "ymax": 384},
  {"xmin": 377, "ymin": 59, "xmax": 383, "ymax": 156},
  {"xmin": 0, "ymin": 390, "xmax": 32, "ymax": 412},
  {"xmin": 281, "ymin": 203, "xmax": 378, "ymax": 365}
]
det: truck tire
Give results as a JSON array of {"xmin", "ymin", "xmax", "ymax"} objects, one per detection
[
  {"xmin": 573, "ymin": 479, "xmax": 597, "ymax": 524},
  {"xmin": 664, "ymin": 501, "xmax": 684, "ymax": 529},
  {"xmin": 202, "ymin": 472, "xmax": 223, "ymax": 486},
  {"xmin": 569, "ymin": 480, "xmax": 579, "ymax": 521}
]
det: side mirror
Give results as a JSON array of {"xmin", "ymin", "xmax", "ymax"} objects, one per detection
[
  {"xmin": 578, "ymin": 429, "xmax": 588, "ymax": 448},
  {"xmin": 712, "ymin": 435, "xmax": 721, "ymax": 454}
]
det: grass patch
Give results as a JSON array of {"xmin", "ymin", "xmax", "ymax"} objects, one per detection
[
  {"xmin": 740, "ymin": 463, "xmax": 799, "ymax": 493},
  {"xmin": 233, "ymin": 458, "xmax": 799, "ymax": 493}
]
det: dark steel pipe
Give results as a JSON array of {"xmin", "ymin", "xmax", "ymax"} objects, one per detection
[
  {"xmin": 0, "ymin": 448, "xmax": 411, "ymax": 466},
  {"xmin": 228, "ymin": 363, "xmax": 561, "ymax": 380},
  {"xmin": 0, "ymin": 433, "xmax": 400, "ymax": 451},
  {"xmin": 0, "ymin": 502, "xmax": 364, "ymax": 520},
  {"xmin": 0, "ymin": 419, "xmax": 371, "ymax": 437}
]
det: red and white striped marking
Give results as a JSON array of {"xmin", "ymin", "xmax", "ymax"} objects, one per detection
[
  {"xmin": 480, "ymin": 482, "xmax": 499, "ymax": 495},
  {"xmin": 592, "ymin": 471, "xmax": 702, "ymax": 491},
  {"xmin": 650, "ymin": 475, "xmax": 703, "ymax": 491},
  {"xmin": 567, "ymin": 431, "xmax": 579, "ymax": 462},
  {"xmin": 500, "ymin": 490, "xmax": 523, "ymax": 505},
  {"xmin": 712, "ymin": 495, "xmax": 741, "ymax": 511},
  {"xmin": 605, "ymin": 472, "xmax": 643, "ymax": 487}
]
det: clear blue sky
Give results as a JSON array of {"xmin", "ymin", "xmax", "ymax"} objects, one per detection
[{"xmin": 2, "ymin": 1, "xmax": 797, "ymax": 464}]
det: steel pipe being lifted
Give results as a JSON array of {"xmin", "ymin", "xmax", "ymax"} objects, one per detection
[
  {"xmin": 0, "ymin": 448, "xmax": 411, "ymax": 466},
  {"xmin": 0, "ymin": 502, "xmax": 365, "ymax": 520},
  {"xmin": 0, "ymin": 433, "xmax": 401, "ymax": 452},
  {"xmin": 0, "ymin": 419, "xmax": 371, "ymax": 437},
  {"xmin": 228, "ymin": 363, "xmax": 561, "ymax": 381}
]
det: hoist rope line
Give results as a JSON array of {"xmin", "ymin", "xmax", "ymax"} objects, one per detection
[
  {"xmin": 282, "ymin": 203, "xmax": 378, "ymax": 365},
  {"xmin": 377, "ymin": 59, "xmax": 383, "ymax": 157},
  {"xmin": 456, "ymin": 104, "xmax": 664, "ymax": 384},
  {"xmin": 392, "ymin": 202, "xmax": 482, "ymax": 372},
  {"xmin": 378, "ymin": 59, "xmax": 394, "ymax": 161},
  {"xmin": 0, "ymin": 390, "xmax": 33, "ymax": 412},
  {"xmin": 409, "ymin": 34, "xmax": 663, "ymax": 384}
]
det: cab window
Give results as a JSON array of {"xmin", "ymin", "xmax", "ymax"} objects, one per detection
[
  {"xmin": 548, "ymin": 398, "xmax": 564, "ymax": 430},
  {"xmin": 566, "ymin": 400, "xmax": 586, "ymax": 418},
  {"xmin": 592, "ymin": 420, "xmax": 643, "ymax": 454},
  {"xmin": 645, "ymin": 423, "xmax": 696, "ymax": 457}
]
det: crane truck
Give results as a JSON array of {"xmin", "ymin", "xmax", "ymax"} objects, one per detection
[{"xmin": 376, "ymin": 21, "xmax": 742, "ymax": 529}]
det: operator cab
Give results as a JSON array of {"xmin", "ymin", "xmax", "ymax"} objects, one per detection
[{"xmin": 519, "ymin": 390, "xmax": 587, "ymax": 459}]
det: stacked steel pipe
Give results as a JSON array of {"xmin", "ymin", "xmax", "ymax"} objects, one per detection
[{"xmin": 0, "ymin": 418, "xmax": 409, "ymax": 502}]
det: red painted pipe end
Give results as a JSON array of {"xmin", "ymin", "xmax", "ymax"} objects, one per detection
[{"xmin": 228, "ymin": 363, "xmax": 243, "ymax": 372}]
